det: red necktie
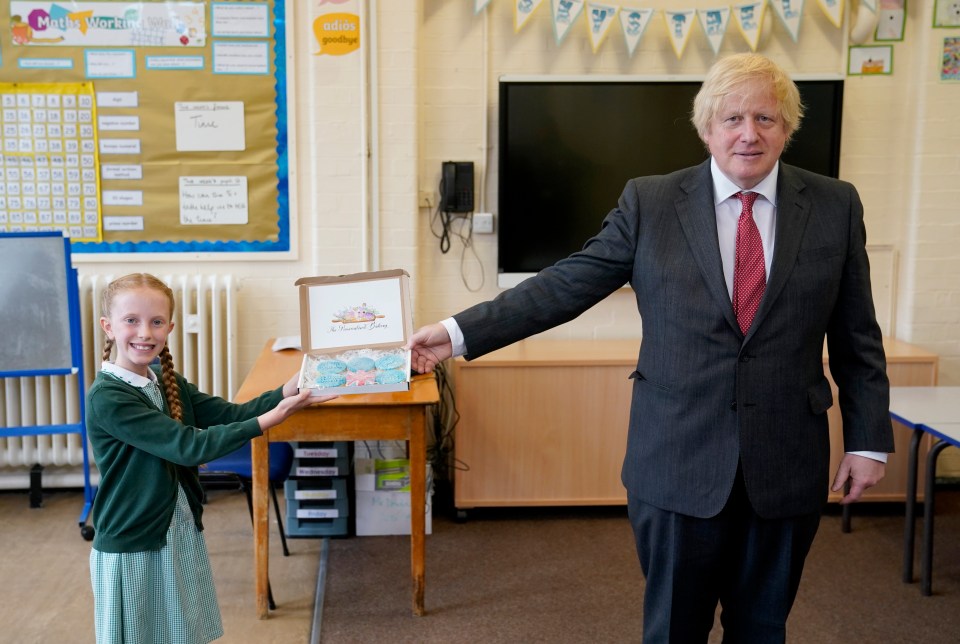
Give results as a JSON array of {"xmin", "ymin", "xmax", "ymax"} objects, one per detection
[{"xmin": 733, "ymin": 191, "xmax": 765, "ymax": 334}]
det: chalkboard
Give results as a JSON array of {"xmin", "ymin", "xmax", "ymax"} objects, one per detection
[{"xmin": 0, "ymin": 232, "xmax": 78, "ymax": 376}]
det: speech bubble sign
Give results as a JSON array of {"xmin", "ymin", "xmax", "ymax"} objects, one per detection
[{"xmin": 313, "ymin": 12, "xmax": 360, "ymax": 56}]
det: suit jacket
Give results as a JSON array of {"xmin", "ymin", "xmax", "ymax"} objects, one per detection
[{"xmin": 454, "ymin": 159, "xmax": 893, "ymax": 519}]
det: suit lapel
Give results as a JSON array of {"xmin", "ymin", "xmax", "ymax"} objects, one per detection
[
  {"xmin": 675, "ymin": 161, "xmax": 741, "ymax": 333},
  {"xmin": 747, "ymin": 164, "xmax": 810, "ymax": 335}
]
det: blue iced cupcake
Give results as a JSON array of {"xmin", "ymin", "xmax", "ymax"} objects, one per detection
[
  {"xmin": 347, "ymin": 356, "xmax": 376, "ymax": 372},
  {"xmin": 375, "ymin": 353, "xmax": 406, "ymax": 371},
  {"xmin": 375, "ymin": 369, "xmax": 407, "ymax": 385},
  {"xmin": 314, "ymin": 373, "xmax": 347, "ymax": 388},
  {"xmin": 316, "ymin": 359, "xmax": 347, "ymax": 374}
]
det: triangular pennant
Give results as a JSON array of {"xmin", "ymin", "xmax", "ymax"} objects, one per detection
[
  {"xmin": 619, "ymin": 7, "xmax": 655, "ymax": 57},
  {"xmin": 515, "ymin": 0, "xmax": 546, "ymax": 32},
  {"xmin": 663, "ymin": 9, "xmax": 697, "ymax": 60},
  {"xmin": 475, "ymin": 0, "xmax": 493, "ymax": 14},
  {"xmin": 815, "ymin": 0, "xmax": 845, "ymax": 28},
  {"xmin": 733, "ymin": 2, "xmax": 767, "ymax": 52},
  {"xmin": 697, "ymin": 7, "xmax": 731, "ymax": 55},
  {"xmin": 552, "ymin": 0, "xmax": 586, "ymax": 44},
  {"xmin": 586, "ymin": 2, "xmax": 619, "ymax": 53},
  {"xmin": 769, "ymin": 0, "xmax": 804, "ymax": 42}
]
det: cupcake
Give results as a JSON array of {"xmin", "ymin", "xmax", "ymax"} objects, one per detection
[
  {"xmin": 375, "ymin": 369, "xmax": 407, "ymax": 385},
  {"xmin": 375, "ymin": 353, "xmax": 406, "ymax": 371},
  {"xmin": 346, "ymin": 356, "xmax": 377, "ymax": 372}
]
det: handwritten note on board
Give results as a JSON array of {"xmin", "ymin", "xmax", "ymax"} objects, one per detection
[
  {"xmin": 174, "ymin": 101, "xmax": 245, "ymax": 151},
  {"xmin": 179, "ymin": 176, "xmax": 249, "ymax": 225}
]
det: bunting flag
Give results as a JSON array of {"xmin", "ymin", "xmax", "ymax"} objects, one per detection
[
  {"xmin": 515, "ymin": 0, "xmax": 546, "ymax": 32},
  {"xmin": 619, "ymin": 7, "xmax": 655, "ymax": 57},
  {"xmin": 769, "ymin": 0, "xmax": 804, "ymax": 42},
  {"xmin": 663, "ymin": 9, "xmax": 697, "ymax": 59},
  {"xmin": 733, "ymin": 2, "xmax": 767, "ymax": 51},
  {"xmin": 552, "ymin": 0, "xmax": 586, "ymax": 44},
  {"xmin": 475, "ymin": 0, "xmax": 493, "ymax": 14},
  {"xmin": 586, "ymin": 2, "xmax": 619, "ymax": 53},
  {"xmin": 816, "ymin": 0, "xmax": 845, "ymax": 28},
  {"xmin": 697, "ymin": 7, "xmax": 731, "ymax": 55}
]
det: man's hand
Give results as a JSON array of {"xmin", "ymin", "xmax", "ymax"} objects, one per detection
[
  {"xmin": 831, "ymin": 453, "xmax": 886, "ymax": 504},
  {"xmin": 404, "ymin": 322, "xmax": 453, "ymax": 374}
]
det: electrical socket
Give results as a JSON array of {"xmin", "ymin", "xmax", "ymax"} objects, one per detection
[
  {"xmin": 473, "ymin": 212, "xmax": 495, "ymax": 234},
  {"xmin": 418, "ymin": 190, "xmax": 435, "ymax": 208}
]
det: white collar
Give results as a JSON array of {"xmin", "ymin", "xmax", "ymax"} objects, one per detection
[
  {"xmin": 101, "ymin": 361, "xmax": 158, "ymax": 388},
  {"xmin": 710, "ymin": 157, "xmax": 779, "ymax": 206}
]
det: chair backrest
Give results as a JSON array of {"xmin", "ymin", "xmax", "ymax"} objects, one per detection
[{"xmin": 201, "ymin": 441, "xmax": 294, "ymax": 482}]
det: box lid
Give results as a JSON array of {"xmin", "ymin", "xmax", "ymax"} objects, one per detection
[{"xmin": 295, "ymin": 269, "xmax": 412, "ymax": 355}]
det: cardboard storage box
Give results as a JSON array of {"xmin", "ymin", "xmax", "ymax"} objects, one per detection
[
  {"xmin": 355, "ymin": 457, "xmax": 433, "ymax": 536},
  {"xmin": 295, "ymin": 269, "xmax": 413, "ymax": 396}
]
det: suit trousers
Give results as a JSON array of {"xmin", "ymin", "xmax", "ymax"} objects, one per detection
[{"xmin": 627, "ymin": 468, "xmax": 821, "ymax": 644}]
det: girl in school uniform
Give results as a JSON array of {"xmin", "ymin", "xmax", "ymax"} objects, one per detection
[{"xmin": 86, "ymin": 273, "xmax": 333, "ymax": 644}]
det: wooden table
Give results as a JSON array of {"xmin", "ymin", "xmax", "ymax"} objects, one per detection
[{"xmin": 234, "ymin": 340, "xmax": 440, "ymax": 618}]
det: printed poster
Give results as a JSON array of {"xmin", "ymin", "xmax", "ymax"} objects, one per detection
[{"xmin": 10, "ymin": 1, "xmax": 206, "ymax": 47}]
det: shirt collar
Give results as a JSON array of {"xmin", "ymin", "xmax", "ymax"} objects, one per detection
[
  {"xmin": 101, "ymin": 361, "xmax": 157, "ymax": 388},
  {"xmin": 710, "ymin": 157, "xmax": 779, "ymax": 207}
]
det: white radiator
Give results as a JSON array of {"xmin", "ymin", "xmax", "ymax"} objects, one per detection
[{"xmin": 0, "ymin": 273, "xmax": 239, "ymax": 488}]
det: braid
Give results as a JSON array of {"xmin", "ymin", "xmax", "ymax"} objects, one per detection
[
  {"xmin": 159, "ymin": 345, "xmax": 183, "ymax": 422},
  {"xmin": 101, "ymin": 338, "xmax": 114, "ymax": 363}
]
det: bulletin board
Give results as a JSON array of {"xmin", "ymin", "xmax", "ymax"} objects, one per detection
[{"xmin": 0, "ymin": 0, "xmax": 291, "ymax": 255}]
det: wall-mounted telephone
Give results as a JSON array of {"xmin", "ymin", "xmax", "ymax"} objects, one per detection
[{"xmin": 440, "ymin": 161, "xmax": 474, "ymax": 213}]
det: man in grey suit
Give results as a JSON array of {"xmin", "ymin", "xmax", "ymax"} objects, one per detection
[{"xmin": 406, "ymin": 53, "xmax": 893, "ymax": 643}]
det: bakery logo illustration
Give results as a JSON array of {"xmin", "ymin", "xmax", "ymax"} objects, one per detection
[{"xmin": 329, "ymin": 303, "xmax": 388, "ymax": 333}]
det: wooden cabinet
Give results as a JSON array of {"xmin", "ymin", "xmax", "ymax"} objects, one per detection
[{"xmin": 452, "ymin": 338, "xmax": 938, "ymax": 510}]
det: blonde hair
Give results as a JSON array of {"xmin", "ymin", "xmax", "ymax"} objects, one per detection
[
  {"xmin": 691, "ymin": 53, "xmax": 804, "ymax": 145},
  {"xmin": 100, "ymin": 273, "xmax": 183, "ymax": 421}
]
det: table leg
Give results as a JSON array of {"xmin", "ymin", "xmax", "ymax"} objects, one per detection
[
  {"xmin": 902, "ymin": 428, "xmax": 922, "ymax": 584},
  {"xmin": 252, "ymin": 435, "xmax": 271, "ymax": 618},
  {"xmin": 921, "ymin": 440, "xmax": 949, "ymax": 597},
  {"xmin": 409, "ymin": 409, "xmax": 427, "ymax": 616}
]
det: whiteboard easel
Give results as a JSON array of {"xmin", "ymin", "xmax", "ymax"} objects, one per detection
[{"xmin": 0, "ymin": 231, "xmax": 95, "ymax": 539}]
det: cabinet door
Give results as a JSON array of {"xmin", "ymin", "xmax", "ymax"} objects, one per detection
[{"xmin": 454, "ymin": 364, "xmax": 631, "ymax": 508}]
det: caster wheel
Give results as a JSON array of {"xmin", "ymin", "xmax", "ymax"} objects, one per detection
[
  {"xmin": 455, "ymin": 509, "xmax": 469, "ymax": 523},
  {"xmin": 81, "ymin": 524, "xmax": 95, "ymax": 541}
]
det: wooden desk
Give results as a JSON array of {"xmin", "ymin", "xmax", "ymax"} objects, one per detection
[{"xmin": 234, "ymin": 340, "xmax": 439, "ymax": 618}]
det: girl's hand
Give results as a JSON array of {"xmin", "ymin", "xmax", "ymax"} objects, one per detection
[
  {"xmin": 282, "ymin": 371, "xmax": 303, "ymax": 398},
  {"xmin": 259, "ymin": 386, "xmax": 337, "ymax": 432}
]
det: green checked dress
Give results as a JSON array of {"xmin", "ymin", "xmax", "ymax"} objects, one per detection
[{"xmin": 90, "ymin": 371, "xmax": 224, "ymax": 644}]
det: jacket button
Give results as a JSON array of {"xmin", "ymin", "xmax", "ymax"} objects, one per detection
[
  {"xmin": 739, "ymin": 354, "xmax": 751, "ymax": 363},
  {"xmin": 730, "ymin": 402, "xmax": 737, "ymax": 411}
]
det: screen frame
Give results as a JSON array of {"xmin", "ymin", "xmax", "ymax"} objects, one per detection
[{"xmin": 496, "ymin": 74, "xmax": 845, "ymax": 288}]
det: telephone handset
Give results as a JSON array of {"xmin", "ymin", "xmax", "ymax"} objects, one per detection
[{"xmin": 441, "ymin": 161, "xmax": 474, "ymax": 213}]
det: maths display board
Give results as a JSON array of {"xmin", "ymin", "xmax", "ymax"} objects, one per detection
[{"xmin": 0, "ymin": 1, "xmax": 291, "ymax": 254}]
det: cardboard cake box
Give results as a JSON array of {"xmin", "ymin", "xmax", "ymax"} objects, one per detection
[{"xmin": 295, "ymin": 269, "xmax": 413, "ymax": 396}]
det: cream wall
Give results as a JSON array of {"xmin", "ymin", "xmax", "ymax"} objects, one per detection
[{"xmin": 75, "ymin": 0, "xmax": 959, "ymax": 397}]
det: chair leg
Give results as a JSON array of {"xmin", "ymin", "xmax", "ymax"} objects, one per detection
[
  {"xmin": 239, "ymin": 478, "xmax": 278, "ymax": 610},
  {"xmin": 270, "ymin": 482, "xmax": 290, "ymax": 557}
]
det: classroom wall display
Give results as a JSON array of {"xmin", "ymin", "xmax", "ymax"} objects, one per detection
[{"xmin": 0, "ymin": 0, "xmax": 291, "ymax": 255}]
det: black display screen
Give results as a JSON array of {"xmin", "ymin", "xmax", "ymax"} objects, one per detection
[{"xmin": 497, "ymin": 78, "xmax": 844, "ymax": 282}]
